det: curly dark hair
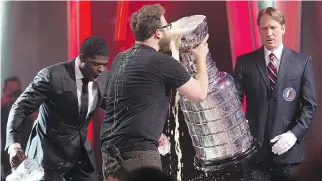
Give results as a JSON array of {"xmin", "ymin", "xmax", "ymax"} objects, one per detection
[{"xmin": 130, "ymin": 4, "xmax": 165, "ymax": 41}]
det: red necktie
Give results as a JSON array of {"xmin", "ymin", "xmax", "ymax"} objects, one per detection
[{"xmin": 267, "ymin": 53, "xmax": 277, "ymax": 91}]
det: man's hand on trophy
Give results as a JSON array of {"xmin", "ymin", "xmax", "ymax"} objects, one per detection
[
  {"xmin": 270, "ymin": 130, "xmax": 297, "ymax": 155},
  {"xmin": 190, "ymin": 34, "xmax": 209, "ymax": 61},
  {"xmin": 169, "ymin": 25, "xmax": 182, "ymax": 54},
  {"xmin": 170, "ymin": 40, "xmax": 180, "ymax": 61},
  {"xmin": 9, "ymin": 148, "xmax": 27, "ymax": 168},
  {"xmin": 170, "ymin": 40, "xmax": 179, "ymax": 52}
]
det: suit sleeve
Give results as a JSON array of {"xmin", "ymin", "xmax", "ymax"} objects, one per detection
[
  {"xmin": 5, "ymin": 68, "xmax": 52, "ymax": 150},
  {"xmin": 233, "ymin": 56, "xmax": 245, "ymax": 103},
  {"xmin": 100, "ymin": 74, "xmax": 109, "ymax": 111},
  {"xmin": 290, "ymin": 56, "xmax": 317, "ymax": 141}
]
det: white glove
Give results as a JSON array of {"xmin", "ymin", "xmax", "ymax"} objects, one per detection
[{"xmin": 270, "ymin": 131, "xmax": 297, "ymax": 155}]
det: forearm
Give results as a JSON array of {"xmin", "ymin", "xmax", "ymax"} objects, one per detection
[
  {"xmin": 6, "ymin": 103, "xmax": 32, "ymax": 149},
  {"xmin": 290, "ymin": 103, "xmax": 316, "ymax": 141},
  {"xmin": 195, "ymin": 57, "xmax": 208, "ymax": 95}
]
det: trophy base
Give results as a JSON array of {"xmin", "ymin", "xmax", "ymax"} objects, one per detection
[{"xmin": 194, "ymin": 138, "xmax": 259, "ymax": 172}]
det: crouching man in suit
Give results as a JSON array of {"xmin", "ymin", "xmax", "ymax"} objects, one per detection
[{"xmin": 5, "ymin": 36, "xmax": 109, "ymax": 181}]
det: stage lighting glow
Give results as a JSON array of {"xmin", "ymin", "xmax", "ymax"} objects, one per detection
[
  {"xmin": 0, "ymin": 1, "xmax": 4, "ymax": 68},
  {"xmin": 0, "ymin": 1, "xmax": 5, "ymax": 98}
]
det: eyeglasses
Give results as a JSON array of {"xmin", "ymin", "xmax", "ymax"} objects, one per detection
[{"xmin": 160, "ymin": 23, "xmax": 172, "ymax": 30}]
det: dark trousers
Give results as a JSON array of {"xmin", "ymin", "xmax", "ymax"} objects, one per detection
[
  {"xmin": 243, "ymin": 159, "xmax": 300, "ymax": 181},
  {"xmin": 40, "ymin": 148, "xmax": 97, "ymax": 181},
  {"xmin": 1, "ymin": 150, "xmax": 11, "ymax": 179},
  {"xmin": 102, "ymin": 150, "xmax": 162, "ymax": 180}
]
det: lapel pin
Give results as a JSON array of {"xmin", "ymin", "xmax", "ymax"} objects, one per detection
[{"xmin": 283, "ymin": 87, "xmax": 296, "ymax": 101}]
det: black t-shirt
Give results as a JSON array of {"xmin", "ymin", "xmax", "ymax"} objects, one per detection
[{"xmin": 100, "ymin": 44, "xmax": 191, "ymax": 152}]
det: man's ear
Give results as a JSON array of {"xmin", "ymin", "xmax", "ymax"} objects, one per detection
[
  {"xmin": 79, "ymin": 54, "xmax": 85, "ymax": 62},
  {"xmin": 281, "ymin": 24, "xmax": 286, "ymax": 35},
  {"xmin": 155, "ymin": 29, "xmax": 162, "ymax": 40}
]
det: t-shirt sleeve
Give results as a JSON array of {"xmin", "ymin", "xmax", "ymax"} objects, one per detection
[{"xmin": 159, "ymin": 55, "xmax": 191, "ymax": 89}]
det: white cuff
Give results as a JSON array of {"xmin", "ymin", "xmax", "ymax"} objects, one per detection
[
  {"xmin": 287, "ymin": 130, "xmax": 297, "ymax": 140},
  {"xmin": 8, "ymin": 143, "xmax": 22, "ymax": 154}
]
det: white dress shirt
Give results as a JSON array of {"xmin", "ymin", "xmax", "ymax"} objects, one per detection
[
  {"xmin": 264, "ymin": 44, "xmax": 284, "ymax": 73},
  {"xmin": 75, "ymin": 57, "xmax": 98, "ymax": 116}
]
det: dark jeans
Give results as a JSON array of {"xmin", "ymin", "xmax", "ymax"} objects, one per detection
[
  {"xmin": 102, "ymin": 150, "xmax": 162, "ymax": 180},
  {"xmin": 243, "ymin": 159, "xmax": 300, "ymax": 181}
]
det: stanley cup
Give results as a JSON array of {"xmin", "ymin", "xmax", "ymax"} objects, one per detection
[{"xmin": 170, "ymin": 15, "xmax": 259, "ymax": 171}]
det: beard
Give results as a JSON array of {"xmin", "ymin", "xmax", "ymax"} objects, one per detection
[{"xmin": 158, "ymin": 35, "xmax": 171, "ymax": 53}]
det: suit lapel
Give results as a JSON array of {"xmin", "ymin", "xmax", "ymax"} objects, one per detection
[
  {"xmin": 255, "ymin": 47, "xmax": 270, "ymax": 89},
  {"xmin": 272, "ymin": 47, "xmax": 293, "ymax": 94},
  {"xmin": 96, "ymin": 75, "xmax": 105, "ymax": 99},
  {"xmin": 61, "ymin": 60, "xmax": 107, "ymax": 122},
  {"xmin": 87, "ymin": 73, "xmax": 106, "ymax": 113},
  {"xmin": 61, "ymin": 60, "xmax": 79, "ymax": 113},
  {"xmin": 95, "ymin": 74, "xmax": 106, "ymax": 108}
]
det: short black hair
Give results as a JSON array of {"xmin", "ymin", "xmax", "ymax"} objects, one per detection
[
  {"xmin": 123, "ymin": 167, "xmax": 173, "ymax": 181},
  {"xmin": 79, "ymin": 36, "xmax": 109, "ymax": 59}
]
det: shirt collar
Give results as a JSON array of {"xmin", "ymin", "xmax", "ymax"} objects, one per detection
[
  {"xmin": 75, "ymin": 57, "xmax": 84, "ymax": 80},
  {"xmin": 264, "ymin": 44, "xmax": 284, "ymax": 60}
]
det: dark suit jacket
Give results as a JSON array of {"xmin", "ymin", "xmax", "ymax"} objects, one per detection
[
  {"xmin": 233, "ymin": 46, "xmax": 317, "ymax": 164},
  {"xmin": 5, "ymin": 60, "xmax": 108, "ymax": 172}
]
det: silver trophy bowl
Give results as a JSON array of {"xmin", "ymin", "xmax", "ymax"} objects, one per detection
[{"xmin": 170, "ymin": 15, "xmax": 259, "ymax": 171}]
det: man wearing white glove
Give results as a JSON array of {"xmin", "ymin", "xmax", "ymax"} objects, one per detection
[{"xmin": 233, "ymin": 7, "xmax": 317, "ymax": 181}]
